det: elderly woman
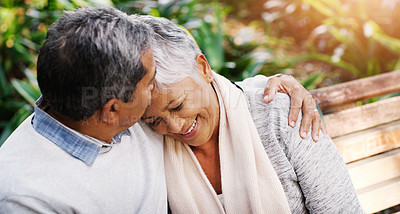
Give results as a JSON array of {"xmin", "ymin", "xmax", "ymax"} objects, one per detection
[{"xmin": 138, "ymin": 16, "xmax": 364, "ymax": 213}]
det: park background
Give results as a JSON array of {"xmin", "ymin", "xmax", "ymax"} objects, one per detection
[
  {"xmin": 1, "ymin": 0, "xmax": 400, "ymax": 213},
  {"xmin": 1, "ymin": 1, "xmax": 400, "ymax": 135}
]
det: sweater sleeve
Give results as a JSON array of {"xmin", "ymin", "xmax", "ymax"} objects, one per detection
[
  {"xmin": 283, "ymin": 119, "xmax": 364, "ymax": 213},
  {"xmin": 235, "ymin": 75, "xmax": 270, "ymax": 89},
  {"xmin": 246, "ymin": 91, "xmax": 365, "ymax": 214},
  {"xmin": 0, "ymin": 195, "xmax": 68, "ymax": 214}
]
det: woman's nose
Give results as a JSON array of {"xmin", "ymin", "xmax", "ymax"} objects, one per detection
[{"xmin": 166, "ymin": 116, "xmax": 185, "ymax": 134}]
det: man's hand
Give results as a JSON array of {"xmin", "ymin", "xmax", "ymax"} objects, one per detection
[{"xmin": 263, "ymin": 74, "xmax": 327, "ymax": 142}]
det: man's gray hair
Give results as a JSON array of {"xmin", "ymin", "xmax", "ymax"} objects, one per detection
[
  {"xmin": 37, "ymin": 6, "xmax": 154, "ymax": 120},
  {"xmin": 135, "ymin": 15, "xmax": 202, "ymax": 88}
]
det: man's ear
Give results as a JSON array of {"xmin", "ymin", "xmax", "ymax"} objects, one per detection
[
  {"xmin": 196, "ymin": 53, "xmax": 213, "ymax": 83},
  {"xmin": 101, "ymin": 98, "xmax": 119, "ymax": 125}
]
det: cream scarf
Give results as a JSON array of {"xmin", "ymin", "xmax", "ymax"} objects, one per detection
[{"xmin": 164, "ymin": 73, "xmax": 291, "ymax": 214}]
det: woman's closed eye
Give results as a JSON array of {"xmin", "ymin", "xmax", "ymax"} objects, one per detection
[{"xmin": 172, "ymin": 103, "xmax": 183, "ymax": 111}]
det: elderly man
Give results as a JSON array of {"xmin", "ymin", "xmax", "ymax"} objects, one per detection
[
  {"xmin": 0, "ymin": 7, "xmax": 165, "ymax": 213},
  {"xmin": 0, "ymin": 6, "xmax": 323, "ymax": 213}
]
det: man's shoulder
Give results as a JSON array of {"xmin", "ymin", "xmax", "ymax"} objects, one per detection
[
  {"xmin": 0, "ymin": 113, "xmax": 69, "ymax": 183},
  {"xmin": 0, "ymin": 114, "xmax": 40, "ymax": 152},
  {"xmin": 133, "ymin": 121, "xmax": 163, "ymax": 142},
  {"xmin": 0, "ymin": 113, "xmax": 63, "ymax": 158}
]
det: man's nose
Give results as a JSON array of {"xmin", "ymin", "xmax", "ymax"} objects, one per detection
[{"xmin": 166, "ymin": 115, "xmax": 185, "ymax": 134}]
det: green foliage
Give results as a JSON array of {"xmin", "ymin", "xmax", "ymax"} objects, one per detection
[
  {"xmin": 191, "ymin": 4, "xmax": 227, "ymax": 73},
  {"xmin": 148, "ymin": 0, "xmax": 202, "ymax": 25},
  {"xmin": 301, "ymin": 72, "xmax": 324, "ymax": 90},
  {"xmin": 11, "ymin": 70, "xmax": 41, "ymax": 107},
  {"xmin": 305, "ymin": 0, "xmax": 400, "ymax": 77},
  {"xmin": 266, "ymin": 0, "xmax": 400, "ymax": 79}
]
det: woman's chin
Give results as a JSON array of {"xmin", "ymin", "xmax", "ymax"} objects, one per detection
[{"xmin": 169, "ymin": 116, "xmax": 212, "ymax": 148}]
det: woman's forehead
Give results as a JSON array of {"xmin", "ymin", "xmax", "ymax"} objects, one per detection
[
  {"xmin": 155, "ymin": 78, "xmax": 198, "ymax": 94},
  {"xmin": 151, "ymin": 86, "xmax": 184, "ymax": 104}
]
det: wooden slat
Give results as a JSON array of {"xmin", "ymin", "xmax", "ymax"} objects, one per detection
[
  {"xmin": 323, "ymin": 102, "xmax": 357, "ymax": 113},
  {"xmin": 333, "ymin": 120, "xmax": 400, "ymax": 163},
  {"xmin": 311, "ymin": 70, "xmax": 400, "ymax": 111},
  {"xmin": 347, "ymin": 149, "xmax": 400, "ymax": 190},
  {"xmin": 357, "ymin": 178, "xmax": 400, "ymax": 214},
  {"xmin": 324, "ymin": 96, "xmax": 400, "ymax": 138}
]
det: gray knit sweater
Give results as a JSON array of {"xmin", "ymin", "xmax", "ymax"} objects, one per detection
[{"xmin": 244, "ymin": 89, "xmax": 365, "ymax": 214}]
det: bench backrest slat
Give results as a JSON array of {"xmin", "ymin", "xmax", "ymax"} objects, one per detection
[
  {"xmin": 324, "ymin": 96, "xmax": 400, "ymax": 138},
  {"xmin": 347, "ymin": 149, "xmax": 400, "ymax": 190},
  {"xmin": 334, "ymin": 120, "xmax": 400, "ymax": 163},
  {"xmin": 357, "ymin": 177, "xmax": 400, "ymax": 214},
  {"xmin": 311, "ymin": 70, "xmax": 400, "ymax": 111}
]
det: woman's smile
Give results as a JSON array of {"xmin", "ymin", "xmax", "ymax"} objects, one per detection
[{"xmin": 179, "ymin": 116, "xmax": 198, "ymax": 138}]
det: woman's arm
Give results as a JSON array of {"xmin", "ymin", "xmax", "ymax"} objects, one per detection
[{"xmin": 271, "ymin": 94, "xmax": 364, "ymax": 213}]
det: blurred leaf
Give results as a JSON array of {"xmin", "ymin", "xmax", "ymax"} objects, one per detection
[
  {"xmin": 241, "ymin": 61, "xmax": 267, "ymax": 79},
  {"xmin": 149, "ymin": 7, "xmax": 160, "ymax": 17},
  {"xmin": 302, "ymin": 0, "xmax": 334, "ymax": 17},
  {"xmin": 318, "ymin": 0, "xmax": 342, "ymax": 12},
  {"xmin": 274, "ymin": 52, "xmax": 360, "ymax": 76},
  {"xmin": 18, "ymin": 37, "xmax": 41, "ymax": 51},
  {"xmin": 301, "ymin": 72, "xmax": 324, "ymax": 90},
  {"xmin": 0, "ymin": 66, "xmax": 10, "ymax": 96},
  {"xmin": 394, "ymin": 58, "xmax": 400, "ymax": 70},
  {"xmin": 367, "ymin": 20, "xmax": 400, "ymax": 54},
  {"xmin": 327, "ymin": 26, "xmax": 351, "ymax": 44},
  {"xmin": 88, "ymin": 0, "xmax": 114, "ymax": 6},
  {"xmin": 192, "ymin": 5, "xmax": 226, "ymax": 72},
  {"xmin": 56, "ymin": 0, "xmax": 76, "ymax": 10},
  {"xmin": 0, "ymin": 100, "xmax": 27, "ymax": 111},
  {"xmin": 11, "ymin": 79, "xmax": 41, "ymax": 106},
  {"xmin": 22, "ymin": 67, "xmax": 39, "ymax": 88},
  {"xmin": 366, "ymin": 58, "xmax": 381, "ymax": 76},
  {"xmin": 379, "ymin": 91, "xmax": 400, "ymax": 100}
]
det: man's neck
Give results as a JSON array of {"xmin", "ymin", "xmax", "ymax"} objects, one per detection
[{"xmin": 47, "ymin": 109, "xmax": 117, "ymax": 143}]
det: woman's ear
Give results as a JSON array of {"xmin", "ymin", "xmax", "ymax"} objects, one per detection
[
  {"xmin": 196, "ymin": 53, "xmax": 213, "ymax": 83},
  {"xmin": 101, "ymin": 98, "xmax": 119, "ymax": 125}
]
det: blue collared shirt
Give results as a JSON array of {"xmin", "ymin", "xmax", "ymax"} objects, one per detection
[{"xmin": 31, "ymin": 97, "xmax": 130, "ymax": 166}]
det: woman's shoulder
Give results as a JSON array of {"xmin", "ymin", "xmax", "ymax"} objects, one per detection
[
  {"xmin": 243, "ymin": 88, "xmax": 297, "ymax": 158},
  {"xmin": 243, "ymin": 88, "xmax": 310, "ymax": 156},
  {"xmin": 244, "ymin": 88, "xmax": 292, "ymax": 133}
]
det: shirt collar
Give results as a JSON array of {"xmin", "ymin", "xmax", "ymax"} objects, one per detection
[{"xmin": 31, "ymin": 97, "xmax": 131, "ymax": 166}]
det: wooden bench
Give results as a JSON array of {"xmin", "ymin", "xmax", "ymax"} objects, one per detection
[{"xmin": 310, "ymin": 70, "xmax": 400, "ymax": 213}]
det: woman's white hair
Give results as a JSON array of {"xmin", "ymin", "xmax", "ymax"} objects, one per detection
[{"xmin": 134, "ymin": 15, "xmax": 202, "ymax": 88}]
